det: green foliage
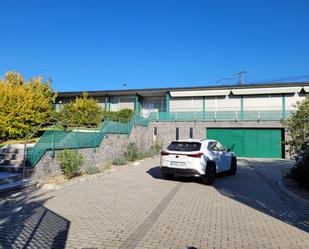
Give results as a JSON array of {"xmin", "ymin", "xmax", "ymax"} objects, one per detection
[
  {"xmin": 0, "ymin": 71, "xmax": 56, "ymax": 140},
  {"xmin": 58, "ymin": 92, "xmax": 104, "ymax": 127},
  {"xmin": 287, "ymin": 148, "xmax": 309, "ymax": 190},
  {"xmin": 151, "ymin": 142, "xmax": 163, "ymax": 153},
  {"xmin": 112, "ymin": 156, "xmax": 127, "ymax": 166},
  {"xmin": 112, "ymin": 142, "xmax": 161, "ymax": 166},
  {"xmin": 85, "ymin": 166, "xmax": 100, "ymax": 175},
  {"xmin": 144, "ymin": 148, "xmax": 159, "ymax": 157},
  {"xmin": 104, "ymin": 108, "xmax": 134, "ymax": 122},
  {"xmin": 125, "ymin": 142, "xmax": 139, "ymax": 161},
  {"xmin": 117, "ymin": 109, "xmax": 134, "ymax": 122},
  {"xmin": 282, "ymin": 95, "xmax": 309, "ymax": 189},
  {"xmin": 282, "ymin": 95, "xmax": 309, "ymax": 155},
  {"xmin": 57, "ymin": 150, "xmax": 85, "ymax": 178}
]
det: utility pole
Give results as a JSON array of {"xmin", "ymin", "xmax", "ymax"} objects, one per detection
[{"xmin": 234, "ymin": 71, "xmax": 248, "ymax": 85}]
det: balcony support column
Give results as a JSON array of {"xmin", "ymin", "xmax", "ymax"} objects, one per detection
[
  {"xmin": 202, "ymin": 96, "xmax": 206, "ymax": 120},
  {"xmin": 105, "ymin": 95, "xmax": 111, "ymax": 112},
  {"xmin": 240, "ymin": 95, "xmax": 244, "ymax": 120},
  {"xmin": 282, "ymin": 93, "xmax": 286, "ymax": 119},
  {"xmin": 135, "ymin": 94, "xmax": 141, "ymax": 116},
  {"xmin": 166, "ymin": 92, "xmax": 170, "ymax": 113}
]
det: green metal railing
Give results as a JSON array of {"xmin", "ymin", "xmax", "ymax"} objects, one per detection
[
  {"xmin": 26, "ymin": 114, "xmax": 150, "ymax": 168},
  {"xmin": 149, "ymin": 110, "xmax": 292, "ymax": 122}
]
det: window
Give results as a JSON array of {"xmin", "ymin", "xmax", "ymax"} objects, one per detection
[
  {"xmin": 189, "ymin": 127, "xmax": 193, "ymax": 139},
  {"xmin": 153, "ymin": 127, "xmax": 157, "ymax": 136},
  {"xmin": 167, "ymin": 142, "xmax": 201, "ymax": 152},
  {"xmin": 176, "ymin": 127, "xmax": 179, "ymax": 140},
  {"xmin": 215, "ymin": 142, "xmax": 225, "ymax": 151},
  {"xmin": 208, "ymin": 142, "xmax": 217, "ymax": 151},
  {"xmin": 207, "ymin": 141, "xmax": 225, "ymax": 151}
]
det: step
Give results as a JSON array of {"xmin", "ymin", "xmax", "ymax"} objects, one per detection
[
  {"xmin": 0, "ymin": 172, "xmax": 22, "ymax": 184},
  {"xmin": 0, "ymin": 147, "xmax": 24, "ymax": 153},
  {"xmin": 0, "ymin": 179, "xmax": 37, "ymax": 195},
  {"xmin": 0, "ymin": 165, "xmax": 24, "ymax": 174},
  {"xmin": 0, "ymin": 161, "xmax": 23, "ymax": 167}
]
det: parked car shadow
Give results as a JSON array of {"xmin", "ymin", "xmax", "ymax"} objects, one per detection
[
  {"xmin": 0, "ymin": 189, "xmax": 70, "ymax": 249},
  {"xmin": 147, "ymin": 166, "xmax": 228, "ymax": 183},
  {"xmin": 146, "ymin": 166, "xmax": 203, "ymax": 183}
]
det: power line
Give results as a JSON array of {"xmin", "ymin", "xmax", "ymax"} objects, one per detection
[{"xmin": 250, "ymin": 74, "xmax": 309, "ymax": 84}]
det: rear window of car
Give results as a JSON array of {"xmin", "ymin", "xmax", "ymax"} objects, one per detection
[{"xmin": 167, "ymin": 142, "xmax": 201, "ymax": 152}]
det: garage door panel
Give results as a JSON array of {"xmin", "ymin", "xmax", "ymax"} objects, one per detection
[{"xmin": 206, "ymin": 128, "xmax": 282, "ymax": 158}]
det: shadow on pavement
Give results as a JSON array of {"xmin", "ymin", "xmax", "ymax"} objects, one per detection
[
  {"xmin": 147, "ymin": 166, "xmax": 203, "ymax": 183},
  {"xmin": 214, "ymin": 165, "xmax": 309, "ymax": 233},
  {"xmin": 0, "ymin": 189, "xmax": 70, "ymax": 249},
  {"xmin": 147, "ymin": 164, "xmax": 309, "ymax": 233}
]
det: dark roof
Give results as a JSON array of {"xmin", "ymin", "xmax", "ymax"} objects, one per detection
[{"xmin": 57, "ymin": 81, "xmax": 309, "ymax": 98}]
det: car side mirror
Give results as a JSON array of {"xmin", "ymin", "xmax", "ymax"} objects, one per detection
[{"xmin": 226, "ymin": 148, "xmax": 231, "ymax": 152}]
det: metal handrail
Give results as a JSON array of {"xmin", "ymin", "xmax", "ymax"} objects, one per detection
[{"xmin": 25, "ymin": 112, "xmax": 150, "ymax": 169}]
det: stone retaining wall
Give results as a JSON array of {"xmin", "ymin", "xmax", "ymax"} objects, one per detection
[
  {"xmin": 29, "ymin": 125, "xmax": 152, "ymax": 181},
  {"xmin": 29, "ymin": 120, "xmax": 288, "ymax": 180}
]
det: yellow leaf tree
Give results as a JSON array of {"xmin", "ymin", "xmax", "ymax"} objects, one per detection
[{"xmin": 0, "ymin": 71, "xmax": 56, "ymax": 140}]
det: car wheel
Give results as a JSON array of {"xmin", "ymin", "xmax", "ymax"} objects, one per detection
[
  {"xmin": 202, "ymin": 162, "xmax": 216, "ymax": 185},
  {"xmin": 161, "ymin": 172, "xmax": 174, "ymax": 180},
  {"xmin": 228, "ymin": 157, "xmax": 237, "ymax": 175}
]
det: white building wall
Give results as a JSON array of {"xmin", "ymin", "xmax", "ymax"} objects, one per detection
[
  {"xmin": 110, "ymin": 96, "xmax": 135, "ymax": 111},
  {"xmin": 243, "ymin": 95, "xmax": 282, "ymax": 111},
  {"xmin": 214, "ymin": 96, "xmax": 241, "ymax": 111},
  {"xmin": 285, "ymin": 93, "xmax": 306, "ymax": 110},
  {"xmin": 170, "ymin": 97, "xmax": 203, "ymax": 112},
  {"xmin": 119, "ymin": 96, "xmax": 135, "ymax": 110}
]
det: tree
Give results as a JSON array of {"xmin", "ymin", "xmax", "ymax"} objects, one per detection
[
  {"xmin": 283, "ymin": 95, "xmax": 309, "ymax": 155},
  {"xmin": 282, "ymin": 95, "xmax": 309, "ymax": 189},
  {"xmin": 57, "ymin": 92, "xmax": 104, "ymax": 127},
  {"xmin": 0, "ymin": 71, "xmax": 56, "ymax": 140}
]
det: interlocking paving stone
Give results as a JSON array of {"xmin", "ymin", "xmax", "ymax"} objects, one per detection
[{"xmin": 0, "ymin": 158, "xmax": 308, "ymax": 249}]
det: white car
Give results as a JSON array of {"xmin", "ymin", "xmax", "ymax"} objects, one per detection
[{"xmin": 160, "ymin": 139, "xmax": 237, "ymax": 185}]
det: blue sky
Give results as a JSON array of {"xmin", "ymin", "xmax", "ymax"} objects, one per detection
[{"xmin": 0, "ymin": 0, "xmax": 308, "ymax": 92}]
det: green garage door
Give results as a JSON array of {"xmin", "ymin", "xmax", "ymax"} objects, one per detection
[{"xmin": 206, "ymin": 128, "xmax": 283, "ymax": 158}]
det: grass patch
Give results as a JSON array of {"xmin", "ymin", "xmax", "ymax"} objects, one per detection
[
  {"xmin": 85, "ymin": 166, "xmax": 100, "ymax": 175},
  {"xmin": 112, "ymin": 156, "xmax": 128, "ymax": 166}
]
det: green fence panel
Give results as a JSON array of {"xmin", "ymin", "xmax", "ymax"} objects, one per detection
[
  {"xmin": 26, "ymin": 113, "xmax": 149, "ymax": 168},
  {"xmin": 150, "ymin": 110, "xmax": 289, "ymax": 122}
]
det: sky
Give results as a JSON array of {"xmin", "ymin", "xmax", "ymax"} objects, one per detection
[{"xmin": 0, "ymin": 0, "xmax": 308, "ymax": 92}]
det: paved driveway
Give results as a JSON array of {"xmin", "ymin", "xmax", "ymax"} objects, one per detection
[{"xmin": 0, "ymin": 158, "xmax": 308, "ymax": 249}]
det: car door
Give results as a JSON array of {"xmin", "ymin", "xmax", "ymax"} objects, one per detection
[
  {"xmin": 216, "ymin": 142, "xmax": 232, "ymax": 171},
  {"xmin": 207, "ymin": 141, "xmax": 224, "ymax": 173}
]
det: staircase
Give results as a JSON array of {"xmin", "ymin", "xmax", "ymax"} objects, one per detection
[{"xmin": 0, "ymin": 144, "xmax": 36, "ymax": 195}]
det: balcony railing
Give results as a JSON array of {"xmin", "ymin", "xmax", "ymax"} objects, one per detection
[{"xmin": 149, "ymin": 109, "xmax": 292, "ymax": 122}]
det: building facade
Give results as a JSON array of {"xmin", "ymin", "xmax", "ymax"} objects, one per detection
[{"xmin": 56, "ymin": 82, "xmax": 309, "ymax": 159}]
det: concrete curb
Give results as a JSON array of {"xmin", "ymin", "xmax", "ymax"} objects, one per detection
[
  {"xmin": 40, "ymin": 156, "xmax": 158, "ymax": 191},
  {"xmin": 276, "ymin": 177, "xmax": 309, "ymax": 208}
]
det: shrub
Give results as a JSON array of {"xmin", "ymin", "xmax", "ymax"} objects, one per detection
[
  {"xmin": 151, "ymin": 142, "xmax": 163, "ymax": 153},
  {"xmin": 287, "ymin": 147, "xmax": 309, "ymax": 190},
  {"xmin": 58, "ymin": 92, "xmax": 104, "ymax": 128},
  {"xmin": 57, "ymin": 150, "xmax": 85, "ymax": 178},
  {"xmin": 104, "ymin": 108, "xmax": 134, "ymax": 123},
  {"xmin": 117, "ymin": 108, "xmax": 134, "ymax": 122},
  {"xmin": 85, "ymin": 166, "xmax": 100, "ymax": 175},
  {"xmin": 104, "ymin": 111, "xmax": 118, "ymax": 121},
  {"xmin": 282, "ymin": 95, "xmax": 309, "ymax": 189},
  {"xmin": 144, "ymin": 148, "xmax": 158, "ymax": 157},
  {"xmin": 112, "ymin": 156, "xmax": 127, "ymax": 166},
  {"xmin": 126, "ymin": 142, "xmax": 139, "ymax": 161}
]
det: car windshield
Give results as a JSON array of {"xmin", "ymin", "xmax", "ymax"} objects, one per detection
[{"xmin": 167, "ymin": 142, "xmax": 201, "ymax": 152}]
